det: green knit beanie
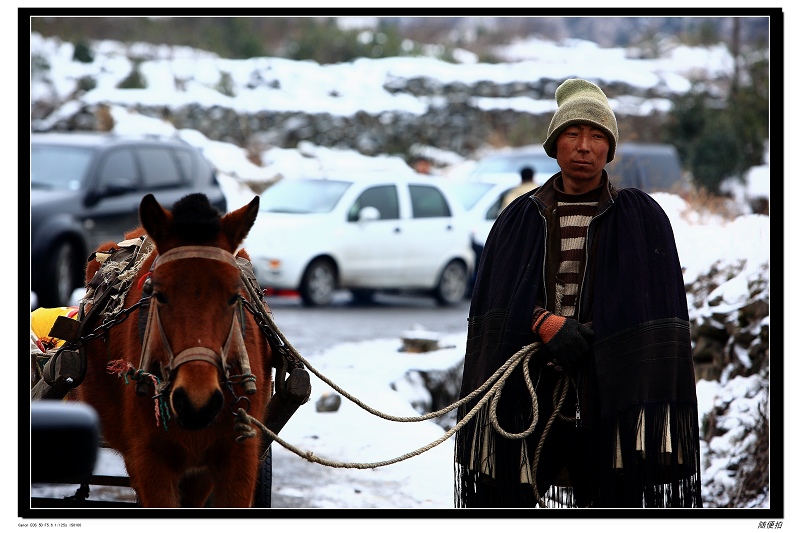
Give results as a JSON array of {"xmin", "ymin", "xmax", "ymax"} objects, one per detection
[{"xmin": 542, "ymin": 78, "xmax": 619, "ymax": 163}]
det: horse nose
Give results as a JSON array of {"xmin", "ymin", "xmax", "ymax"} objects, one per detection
[{"xmin": 171, "ymin": 386, "xmax": 224, "ymax": 430}]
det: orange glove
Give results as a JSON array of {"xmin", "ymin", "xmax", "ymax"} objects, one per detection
[{"xmin": 531, "ymin": 309, "xmax": 593, "ymax": 375}]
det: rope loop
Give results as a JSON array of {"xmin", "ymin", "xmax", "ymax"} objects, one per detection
[
  {"xmin": 488, "ymin": 346, "xmax": 539, "ymax": 439},
  {"xmin": 233, "ymin": 342, "xmax": 548, "ymax": 471},
  {"xmin": 234, "ymin": 408, "xmax": 258, "ymax": 443}
]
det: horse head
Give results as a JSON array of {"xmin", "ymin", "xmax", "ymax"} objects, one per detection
[{"xmin": 139, "ymin": 193, "xmax": 259, "ymax": 430}]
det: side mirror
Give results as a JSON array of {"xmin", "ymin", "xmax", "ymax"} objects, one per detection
[
  {"xmin": 85, "ymin": 180, "xmax": 136, "ymax": 207},
  {"xmin": 358, "ymin": 206, "xmax": 380, "ymax": 223},
  {"xmin": 30, "ymin": 401, "xmax": 100, "ymax": 482}
]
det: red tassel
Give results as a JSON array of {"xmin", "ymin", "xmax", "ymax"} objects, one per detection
[{"xmin": 107, "ymin": 359, "xmax": 133, "ymax": 375}]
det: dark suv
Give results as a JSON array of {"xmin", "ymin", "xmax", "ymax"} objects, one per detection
[{"xmin": 30, "ymin": 132, "xmax": 227, "ymax": 307}]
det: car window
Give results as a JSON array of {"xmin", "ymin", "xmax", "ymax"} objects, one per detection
[
  {"xmin": 260, "ymin": 179, "xmax": 351, "ymax": 214},
  {"xmin": 604, "ymin": 145, "xmax": 683, "ymax": 192},
  {"xmin": 31, "ymin": 145, "xmax": 92, "ymax": 190},
  {"xmin": 486, "ymin": 192, "xmax": 507, "ymax": 220},
  {"xmin": 138, "ymin": 147, "xmax": 183, "ymax": 188},
  {"xmin": 173, "ymin": 148, "xmax": 195, "ymax": 182},
  {"xmin": 97, "ymin": 148, "xmax": 139, "ymax": 190},
  {"xmin": 409, "ymin": 184, "xmax": 451, "ymax": 218},
  {"xmin": 450, "ymin": 182, "xmax": 495, "ymax": 211},
  {"xmin": 347, "ymin": 185, "xmax": 399, "ymax": 221}
]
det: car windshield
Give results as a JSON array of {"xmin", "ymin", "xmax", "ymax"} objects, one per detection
[
  {"xmin": 31, "ymin": 145, "xmax": 93, "ymax": 190},
  {"xmin": 259, "ymin": 179, "xmax": 352, "ymax": 214},
  {"xmin": 449, "ymin": 182, "xmax": 495, "ymax": 211}
]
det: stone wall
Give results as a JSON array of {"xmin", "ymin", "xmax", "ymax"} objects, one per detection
[{"xmin": 33, "ymin": 75, "xmax": 673, "ymax": 162}]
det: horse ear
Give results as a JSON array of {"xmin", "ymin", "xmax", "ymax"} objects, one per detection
[
  {"xmin": 139, "ymin": 193, "xmax": 172, "ymax": 246},
  {"xmin": 221, "ymin": 196, "xmax": 260, "ymax": 250}
]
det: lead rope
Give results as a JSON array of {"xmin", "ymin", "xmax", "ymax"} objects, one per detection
[
  {"xmin": 529, "ymin": 374, "xmax": 571, "ymax": 507},
  {"xmin": 234, "ymin": 341, "xmax": 546, "ymax": 469},
  {"xmin": 244, "ymin": 295, "xmax": 573, "ymax": 506}
]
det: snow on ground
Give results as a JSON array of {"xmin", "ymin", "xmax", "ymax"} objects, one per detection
[{"xmin": 272, "ymin": 333, "xmax": 467, "ymax": 508}]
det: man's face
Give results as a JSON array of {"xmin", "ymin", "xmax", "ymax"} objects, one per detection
[{"xmin": 555, "ymin": 124, "xmax": 609, "ymax": 194}]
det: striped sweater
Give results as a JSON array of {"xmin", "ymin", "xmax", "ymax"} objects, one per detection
[{"xmin": 553, "ymin": 186, "xmax": 601, "ymax": 319}]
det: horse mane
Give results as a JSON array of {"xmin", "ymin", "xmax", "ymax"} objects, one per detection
[{"xmin": 170, "ymin": 193, "xmax": 223, "ymax": 244}]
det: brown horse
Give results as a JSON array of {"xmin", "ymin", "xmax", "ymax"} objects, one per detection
[{"xmin": 77, "ymin": 193, "xmax": 272, "ymax": 507}]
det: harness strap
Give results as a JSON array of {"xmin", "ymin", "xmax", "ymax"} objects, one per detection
[
  {"xmin": 138, "ymin": 245, "xmax": 254, "ymax": 396},
  {"xmin": 136, "ymin": 298, "xmax": 163, "ymax": 396},
  {"xmin": 85, "ymin": 245, "xmax": 274, "ymax": 402},
  {"xmin": 149, "ymin": 285, "xmax": 235, "ymax": 384},
  {"xmin": 221, "ymin": 300, "xmax": 257, "ymax": 394},
  {"xmin": 172, "ymin": 347, "xmax": 225, "ymax": 369},
  {"xmin": 156, "ymin": 246, "xmax": 239, "ymax": 269},
  {"xmin": 235, "ymin": 256, "xmax": 303, "ymax": 398}
]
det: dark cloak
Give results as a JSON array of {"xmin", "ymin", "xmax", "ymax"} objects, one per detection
[{"xmin": 454, "ymin": 174, "xmax": 702, "ymax": 508}]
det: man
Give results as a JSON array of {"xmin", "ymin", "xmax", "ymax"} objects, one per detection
[
  {"xmin": 413, "ymin": 156, "xmax": 433, "ymax": 175},
  {"xmin": 454, "ymin": 79, "xmax": 701, "ymax": 508},
  {"xmin": 501, "ymin": 166, "xmax": 537, "ymax": 211}
]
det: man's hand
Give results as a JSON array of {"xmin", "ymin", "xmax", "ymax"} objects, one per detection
[{"xmin": 531, "ymin": 310, "xmax": 594, "ymax": 375}]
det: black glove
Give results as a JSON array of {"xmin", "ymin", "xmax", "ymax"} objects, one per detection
[{"xmin": 531, "ymin": 309, "xmax": 594, "ymax": 375}]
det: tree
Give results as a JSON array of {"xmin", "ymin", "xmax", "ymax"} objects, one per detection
[
  {"xmin": 664, "ymin": 19, "xmax": 769, "ymax": 194},
  {"xmin": 664, "ymin": 78, "xmax": 767, "ymax": 195}
]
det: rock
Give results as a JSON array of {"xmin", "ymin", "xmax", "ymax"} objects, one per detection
[
  {"xmin": 400, "ymin": 325, "xmax": 441, "ymax": 353},
  {"xmin": 315, "ymin": 392, "xmax": 341, "ymax": 413}
]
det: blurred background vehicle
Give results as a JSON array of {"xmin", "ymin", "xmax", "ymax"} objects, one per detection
[
  {"xmin": 244, "ymin": 174, "xmax": 474, "ymax": 307},
  {"xmin": 467, "ymin": 145, "xmax": 561, "ymax": 186},
  {"xmin": 30, "ymin": 132, "xmax": 226, "ymax": 307},
  {"xmin": 456, "ymin": 145, "xmax": 558, "ymax": 287},
  {"xmin": 448, "ymin": 180, "xmax": 515, "ymax": 293},
  {"xmin": 449, "ymin": 180, "xmax": 515, "ymax": 248},
  {"xmin": 606, "ymin": 142, "xmax": 688, "ymax": 193},
  {"xmin": 469, "ymin": 142, "xmax": 686, "ymax": 193}
]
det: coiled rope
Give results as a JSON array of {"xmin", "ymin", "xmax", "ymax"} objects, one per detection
[{"xmin": 242, "ymin": 310, "xmax": 574, "ymax": 507}]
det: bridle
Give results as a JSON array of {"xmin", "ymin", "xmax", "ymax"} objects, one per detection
[{"xmin": 138, "ymin": 245, "xmax": 257, "ymax": 402}]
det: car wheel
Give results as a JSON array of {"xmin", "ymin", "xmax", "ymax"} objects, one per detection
[
  {"xmin": 299, "ymin": 258, "xmax": 336, "ymax": 307},
  {"xmin": 252, "ymin": 446, "xmax": 272, "ymax": 508},
  {"xmin": 38, "ymin": 241, "xmax": 79, "ymax": 308},
  {"xmin": 434, "ymin": 260, "xmax": 468, "ymax": 306}
]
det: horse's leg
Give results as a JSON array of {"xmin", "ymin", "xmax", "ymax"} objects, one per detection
[
  {"xmin": 179, "ymin": 469, "xmax": 214, "ymax": 507},
  {"xmin": 125, "ymin": 449, "xmax": 182, "ymax": 507},
  {"xmin": 207, "ymin": 442, "xmax": 259, "ymax": 507}
]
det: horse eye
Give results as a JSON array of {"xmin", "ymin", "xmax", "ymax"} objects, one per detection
[
  {"xmin": 229, "ymin": 294, "xmax": 241, "ymax": 306},
  {"xmin": 154, "ymin": 292, "xmax": 168, "ymax": 304}
]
